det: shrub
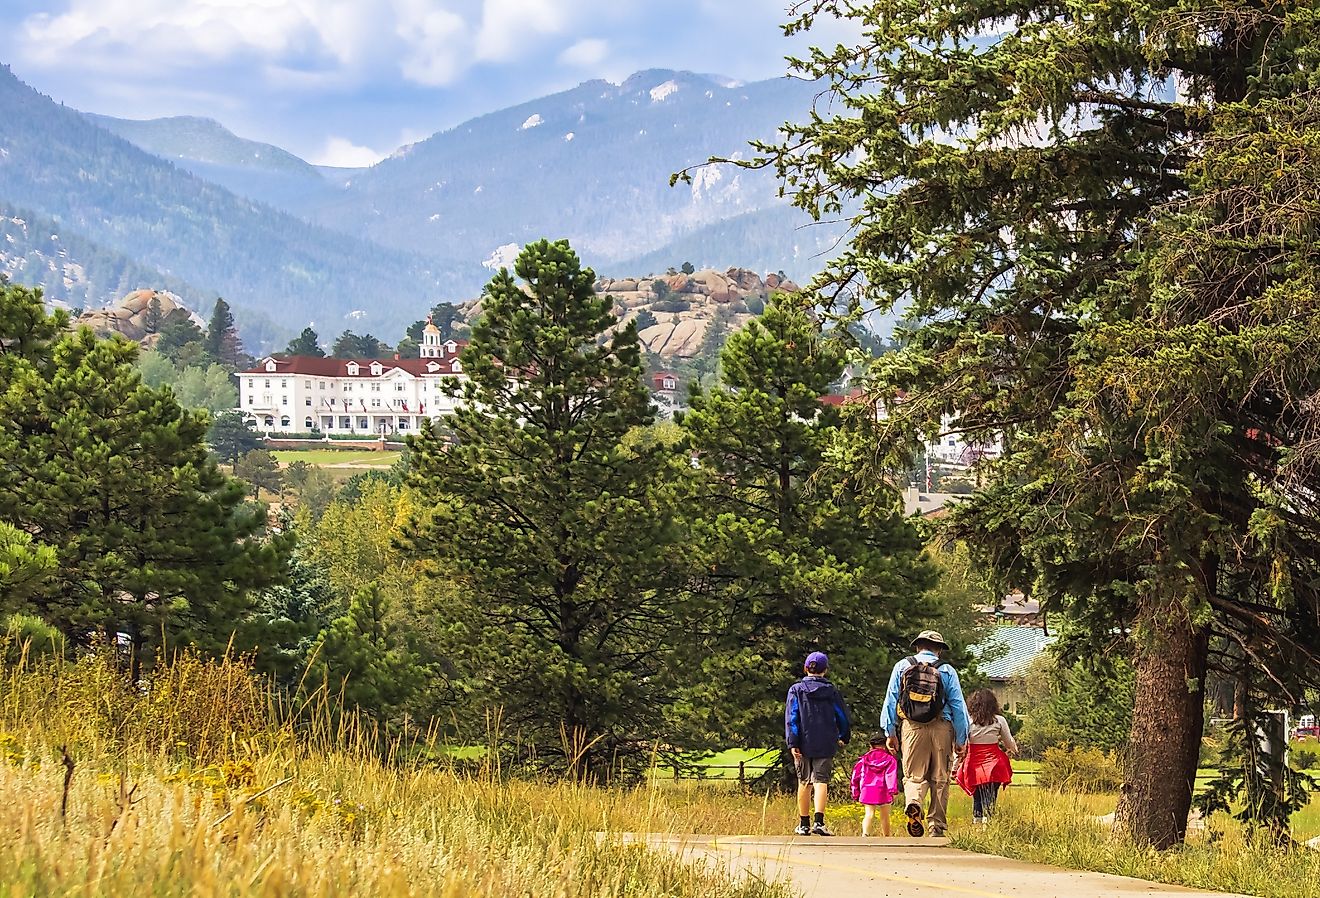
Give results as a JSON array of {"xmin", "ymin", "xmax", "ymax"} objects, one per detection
[
  {"xmin": 1290, "ymin": 740, "xmax": 1319, "ymax": 771},
  {"xmin": 1, "ymin": 614, "xmax": 63, "ymax": 665},
  {"xmin": 1036, "ymin": 745, "xmax": 1123, "ymax": 793},
  {"xmin": 651, "ymin": 298, "xmax": 691, "ymax": 313}
]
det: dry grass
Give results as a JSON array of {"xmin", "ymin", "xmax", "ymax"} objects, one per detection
[
  {"xmin": 0, "ymin": 649, "xmax": 792, "ymax": 898},
  {"xmin": 952, "ymin": 788, "xmax": 1320, "ymax": 898}
]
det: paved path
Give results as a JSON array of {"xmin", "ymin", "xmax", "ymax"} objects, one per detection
[{"xmin": 649, "ymin": 836, "xmax": 1250, "ymax": 898}]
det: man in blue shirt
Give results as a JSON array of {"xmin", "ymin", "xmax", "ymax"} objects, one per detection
[
  {"xmin": 880, "ymin": 630, "xmax": 969, "ymax": 837},
  {"xmin": 785, "ymin": 651, "xmax": 851, "ymax": 836}
]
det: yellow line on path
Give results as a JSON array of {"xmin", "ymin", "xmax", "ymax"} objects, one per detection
[{"xmin": 705, "ymin": 837, "xmax": 1016, "ymax": 898}]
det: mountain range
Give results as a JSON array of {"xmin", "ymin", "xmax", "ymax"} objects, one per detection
[{"xmin": 0, "ymin": 64, "xmax": 845, "ymax": 350}]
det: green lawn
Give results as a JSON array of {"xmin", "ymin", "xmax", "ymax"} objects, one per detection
[{"xmin": 271, "ymin": 449, "xmax": 401, "ymax": 467}]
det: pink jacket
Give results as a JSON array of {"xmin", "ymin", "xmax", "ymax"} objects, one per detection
[{"xmin": 851, "ymin": 747, "xmax": 899, "ymax": 806}]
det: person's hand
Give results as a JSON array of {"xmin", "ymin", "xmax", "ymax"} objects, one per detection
[
  {"xmin": 791, "ymin": 747, "xmax": 803, "ymax": 760},
  {"xmin": 886, "ymin": 735, "xmax": 899, "ymax": 754},
  {"xmin": 955, "ymin": 743, "xmax": 967, "ymax": 759}
]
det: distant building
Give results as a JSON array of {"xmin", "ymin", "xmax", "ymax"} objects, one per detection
[
  {"xmin": 971, "ymin": 625, "xmax": 1056, "ymax": 716},
  {"xmin": 652, "ymin": 370, "xmax": 686, "ymax": 419},
  {"xmin": 237, "ymin": 321, "xmax": 468, "ymax": 435}
]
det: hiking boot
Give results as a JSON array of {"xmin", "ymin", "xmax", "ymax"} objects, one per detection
[
  {"xmin": 810, "ymin": 822, "xmax": 835, "ymax": 837},
  {"xmin": 905, "ymin": 801, "xmax": 925, "ymax": 837},
  {"xmin": 793, "ymin": 823, "xmax": 810, "ymax": 836}
]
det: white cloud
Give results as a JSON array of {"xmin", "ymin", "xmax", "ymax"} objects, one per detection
[
  {"xmin": 14, "ymin": 0, "xmax": 617, "ymax": 88},
  {"xmin": 310, "ymin": 136, "xmax": 386, "ymax": 168},
  {"xmin": 558, "ymin": 37, "xmax": 607, "ymax": 68}
]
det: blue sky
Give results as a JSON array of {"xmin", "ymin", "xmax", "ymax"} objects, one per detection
[{"xmin": 2, "ymin": 0, "xmax": 851, "ymax": 166}]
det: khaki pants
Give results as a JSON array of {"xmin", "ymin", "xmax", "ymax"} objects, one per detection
[{"xmin": 900, "ymin": 718, "xmax": 954, "ymax": 834}]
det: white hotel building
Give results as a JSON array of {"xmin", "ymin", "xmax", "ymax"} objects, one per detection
[{"xmin": 237, "ymin": 323, "xmax": 467, "ymax": 436}]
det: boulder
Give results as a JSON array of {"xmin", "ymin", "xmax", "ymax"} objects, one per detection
[
  {"xmin": 665, "ymin": 274, "xmax": 695, "ymax": 293},
  {"xmin": 614, "ymin": 278, "xmax": 638, "ymax": 292}
]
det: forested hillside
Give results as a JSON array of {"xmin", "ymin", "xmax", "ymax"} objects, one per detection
[{"xmin": 0, "ymin": 65, "xmax": 481, "ymax": 344}]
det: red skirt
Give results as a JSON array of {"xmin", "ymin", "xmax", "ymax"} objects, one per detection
[{"xmin": 955, "ymin": 743, "xmax": 1013, "ymax": 795}]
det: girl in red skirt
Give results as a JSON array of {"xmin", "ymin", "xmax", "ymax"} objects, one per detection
[{"xmin": 955, "ymin": 689, "xmax": 1017, "ymax": 823}]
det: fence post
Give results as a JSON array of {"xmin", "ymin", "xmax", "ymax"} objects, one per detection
[{"xmin": 738, "ymin": 761, "xmax": 746, "ymax": 788}]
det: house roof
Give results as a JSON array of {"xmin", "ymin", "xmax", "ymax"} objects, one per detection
[
  {"xmin": 971, "ymin": 625, "xmax": 1055, "ymax": 681},
  {"xmin": 240, "ymin": 347, "xmax": 467, "ymax": 378}
]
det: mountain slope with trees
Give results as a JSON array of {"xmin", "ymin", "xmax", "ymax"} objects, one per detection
[{"xmin": 0, "ymin": 65, "xmax": 481, "ymax": 343}]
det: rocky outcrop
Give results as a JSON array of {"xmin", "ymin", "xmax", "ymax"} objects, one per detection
[
  {"xmin": 594, "ymin": 267, "xmax": 797, "ymax": 359},
  {"xmin": 73, "ymin": 290, "xmax": 201, "ymax": 347},
  {"xmin": 458, "ymin": 266, "xmax": 798, "ymax": 360}
]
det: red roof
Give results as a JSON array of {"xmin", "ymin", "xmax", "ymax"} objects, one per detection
[{"xmin": 240, "ymin": 345, "xmax": 468, "ymax": 378}]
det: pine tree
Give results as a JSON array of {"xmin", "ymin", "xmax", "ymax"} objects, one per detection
[
  {"xmin": 285, "ymin": 326, "xmax": 325, "ymax": 357},
  {"xmin": 0, "ymin": 521, "xmax": 56, "ymax": 606},
  {"xmin": 204, "ymin": 297, "xmax": 246, "ymax": 370},
  {"xmin": 235, "ymin": 449, "xmax": 284, "ymax": 499},
  {"xmin": 680, "ymin": 295, "xmax": 935, "ymax": 781},
  {"xmin": 143, "ymin": 296, "xmax": 163, "ymax": 334},
  {"xmin": 405, "ymin": 239, "xmax": 693, "ymax": 779},
  {"xmin": 738, "ymin": 0, "xmax": 1320, "ymax": 846},
  {"xmin": 304, "ymin": 585, "xmax": 423, "ymax": 720},
  {"xmin": 0, "ymin": 293, "xmax": 286, "ymax": 670},
  {"xmin": 208, "ymin": 410, "xmax": 262, "ymax": 471}
]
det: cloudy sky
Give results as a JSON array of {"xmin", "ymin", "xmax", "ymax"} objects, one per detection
[{"xmin": 2, "ymin": 0, "xmax": 845, "ymax": 166}]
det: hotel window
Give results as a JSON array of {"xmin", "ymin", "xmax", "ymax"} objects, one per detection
[
  {"xmin": 305, "ymin": 397, "xmax": 312, "ymax": 406},
  {"xmin": 281, "ymin": 396, "xmax": 288, "ymax": 406},
  {"xmin": 304, "ymin": 417, "xmax": 314, "ymax": 430},
  {"xmin": 247, "ymin": 379, "xmax": 254, "ymax": 387},
  {"xmin": 264, "ymin": 379, "xmax": 270, "ymax": 388},
  {"xmin": 340, "ymin": 417, "xmax": 351, "ymax": 429},
  {"xmin": 319, "ymin": 381, "xmax": 326, "ymax": 389},
  {"xmin": 357, "ymin": 417, "xmax": 368, "ymax": 429},
  {"xmin": 371, "ymin": 398, "xmax": 381, "ymax": 408},
  {"xmin": 281, "ymin": 380, "xmax": 287, "ymax": 388}
]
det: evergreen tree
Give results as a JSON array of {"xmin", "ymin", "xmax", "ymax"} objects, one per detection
[
  {"xmin": 204, "ymin": 297, "xmax": 246, "ymax": 370},
  {"xmin": 405, "ymin": 303, "xmax": 466, "ymax": 343},
  {"xmin": 285, "ymin": 326, "xmax": 325, "ymax": 357},
  {"xmin": 304, "ymin": 585, "xmax": 424, "ymax": 720},
  {"xmin": 634, "ymin": 309, "xmax": 658, "ymax": 332},
  {"xmin": 680, "ymin": 295, "xmax": 935, "ymax": 781},
  {"xmin": 143, "ymin": 296, "xmax": 163, "ymax": 334},
  {"xmin": 741, "ymin": 0, "xmax": 1320, "ymax": 846},
  {"xmin": 245, "ymin": 533, "xmax": 337, "ymax": 687},
  {"xmin": 331, "ymin": 331, "xmax": 392, "ymax": 359},
  {"xmin": 681, "ymin": 261, "xmax": 695, "ymax": 275},
  {"xmin": 0, "ymin": 521, "xmax": 56, "ymax": 606},
  {"xmin": 235, "ymin": 449, "xmax": 284, "ymax": 499},
  {"xmin": 208, "ymin": 409, "xmax": 262, "ymax": 471},
  {"xmin": 156, "ymin": 310, "xmax": 208, "ymax": 366},
  {"xmin": 405, "ymin": 239, "xmax": 693, "ymax": 779},
  {"xmin": 0, "ymin": 291, "xmax": 285, "ymax": 669}
]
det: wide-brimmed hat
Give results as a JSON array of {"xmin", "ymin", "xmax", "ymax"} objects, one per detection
[{"xmin": 911, "ymin": 629, "xmax": 950, "ymax": 650}]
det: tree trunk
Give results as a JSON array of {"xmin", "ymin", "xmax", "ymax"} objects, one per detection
[{"xmin": 1114, "ymin": 599, "xmax": 1209, "ymax": 849}]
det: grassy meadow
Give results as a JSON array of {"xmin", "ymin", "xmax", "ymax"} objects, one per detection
[
  {"xmin": 0, "ymin": 649, "xmax": 791, "ymax": 898},
  {"xmin": 952, "ymin": 790, "xmax": 1320, "ymax": 898},
  {"xmin": 270, "ymin": 449, "xmax": 402, "ymax": 467}
]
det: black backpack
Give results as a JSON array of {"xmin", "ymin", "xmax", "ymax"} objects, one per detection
[{"xmin": 899, "ymin": 656, "xmax": 945, "ymax": 724}]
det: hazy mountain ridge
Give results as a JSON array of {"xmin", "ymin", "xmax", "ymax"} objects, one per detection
[
  {"xmin": 0, "ymin": 65, "xmax": 480, "ymax": 345},
  {"xmin": 0, "ymin": 64, "xmax": 844, "ymax": 347},
  {"xmin": 0, "ymin": 199, "xmax": 208, "ymax": 310},
  {"xmin": 319, "ymin": 70, "xmax": 822, "ymax": 267}
]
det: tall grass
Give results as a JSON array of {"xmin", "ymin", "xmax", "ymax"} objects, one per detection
[
  {"xmin": 0, "ymin": 648, "xmax": 792, "ymax": 898},
  {"xmin": 952, "ymin": 789, "xmax": 1320, "ymax": 898}
]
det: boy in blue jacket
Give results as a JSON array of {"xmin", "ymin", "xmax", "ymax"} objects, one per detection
[{"xmin": 785, "ymin": 651, "xmax": 851, "ymax": 836}]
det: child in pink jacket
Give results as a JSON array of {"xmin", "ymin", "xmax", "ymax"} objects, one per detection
[{"xmin": 851, "ymin": 733, "xmax": 900, "ymax": 836}]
